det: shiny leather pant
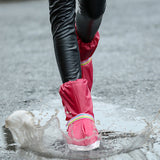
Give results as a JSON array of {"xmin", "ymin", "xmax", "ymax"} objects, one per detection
[{"xmin": 49, "ymin": 0, "xmax": 106, "ymax": 83}]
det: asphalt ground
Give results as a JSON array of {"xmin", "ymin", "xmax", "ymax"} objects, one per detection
[{"xmin": 0, "ymin": 0, "xmax": 160, "ymax": 159}]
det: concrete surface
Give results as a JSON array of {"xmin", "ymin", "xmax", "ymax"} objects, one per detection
[{"xmin": 0, "ymin": 0, "xmax": 160, "ymax": 159}]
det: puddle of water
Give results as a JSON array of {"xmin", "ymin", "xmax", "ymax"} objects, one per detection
[{"xmin": 1, "ymin": 97, "xmax": 160, "ymax": 159}]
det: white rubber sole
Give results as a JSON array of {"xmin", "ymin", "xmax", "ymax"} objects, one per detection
[{"xmin": 68, "ymin": 140, "xmax": 100, "ymax": 151}]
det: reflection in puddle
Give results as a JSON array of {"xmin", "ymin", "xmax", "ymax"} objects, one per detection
[{"xmin": 2, "ymin": 125, "xmax": 16, "ymax": 151}]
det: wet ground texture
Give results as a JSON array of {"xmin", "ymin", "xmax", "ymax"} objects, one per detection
[{"xmin": 0, "ymin": 0, "xmax": 160, "ymax": 159}]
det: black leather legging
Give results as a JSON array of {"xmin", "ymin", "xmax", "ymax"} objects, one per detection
[{"xmin": 49, "ymin": 0, "xmax": 106, "ymax": 83}]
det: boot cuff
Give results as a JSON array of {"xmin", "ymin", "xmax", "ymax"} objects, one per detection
[
  {"xmin": 59, "ymin": 79, "xmax": 94, "ymax": 121},
  {"xmin": 75, "ymin": 27, "xmax": 100, "ymax": 61}
]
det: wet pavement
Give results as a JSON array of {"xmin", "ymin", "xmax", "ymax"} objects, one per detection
[{"xmin": 0, "ymin": 0, "xmax": 160, "ymax": 159}]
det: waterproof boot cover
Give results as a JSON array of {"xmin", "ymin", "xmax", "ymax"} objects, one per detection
[
  {"xmin": 59, "ymin": 79, "xmax": 100, "ymax": 151},
  {"xmin": 76, "ymin": 26, "xmax": 100, "ymax": 91},
  {"xmin": 80, "ymin": 57, "xmax": 93, "ymax": 91}
]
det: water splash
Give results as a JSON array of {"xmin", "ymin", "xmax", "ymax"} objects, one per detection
[{"xmin": 3, "ymin": 108, "xmax": 160, "ymax": 159}]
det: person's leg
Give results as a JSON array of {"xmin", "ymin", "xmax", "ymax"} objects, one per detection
[
  {"xmin": 76, "ymin": 0, "xmax": 106, "ymax": 43},
  {"xmin": 49, "ymin": 0, "xmax": 81, "ymax": 83},
  {"xmin": 76, "ymin": 0, "xmax": 106, "ymax": 90},
  {"xmin": 49, "ymin": 0, "xmax": 99, "ymax": 151}
]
